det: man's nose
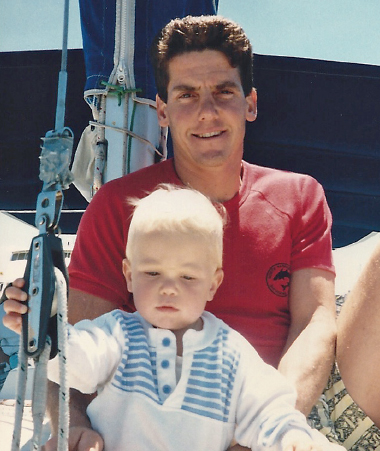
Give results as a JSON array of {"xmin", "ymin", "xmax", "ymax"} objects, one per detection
[{"xmin": 199, "ymin": 94, "xmax": 218, "ymax": 121}]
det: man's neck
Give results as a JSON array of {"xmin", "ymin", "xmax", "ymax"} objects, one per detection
[{"xmin": 174, "ymin": 160, "xmax": 243, "ymax": 202}]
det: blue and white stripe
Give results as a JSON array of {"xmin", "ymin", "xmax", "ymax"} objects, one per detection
[
  {"xmin": 112, "ymin": 312, "xmax": 160, "ymax": 404},
  {"xmin": 110, "ymin": 313, "xmax": 241, "ymax": 422},
  {"xmin": 182, "ymin": 328, "xmax": 240, "ymax": 421}
]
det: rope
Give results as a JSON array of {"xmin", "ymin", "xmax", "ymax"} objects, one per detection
[
  {"xmin": 11, "ymin": 337, "xmax": 28, "ymax": 451},
  {"xmin": 127, "ymin": 97, "xmax": 138, "ymax": 173},
  {"xmin": 31, "ymin": 339, "xmax": 51, "ymax": 450},
  {"xmin": 92, "ymin": 95, "xmax": 107, "ymax": 196},
  {"xmin": 89, "ymin": 121, "xmax": 164, "ymax": 158},
  {"xmin": 11, "ymin": 336, "xmax": 52, "ymax": 451},
  {"xmin": 54, "ymin": 268, "xmax": 70, "ymax": 451},
  {"xmin": 10, "ymin": 269, "xmax": 69, "ymax": 451}
]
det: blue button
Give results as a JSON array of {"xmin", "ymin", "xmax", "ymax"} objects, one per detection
[
  {"xmin": 162, "ymin": 337, "xmax": 171, "ymax": 347},
  {"xmin": 163, "ymin": 385, "xmax": 171, "ymax": 394},
  {"xmin": 161, "ymin": 360, "xmax": 170, "ymax": 369}
]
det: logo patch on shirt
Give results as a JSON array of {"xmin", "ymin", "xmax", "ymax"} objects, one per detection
[{"xmin": 266, "ymin": 263, "xmax": 290, "ymax": 297}]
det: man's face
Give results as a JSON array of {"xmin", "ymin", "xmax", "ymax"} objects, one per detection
[{"xmin": 156, "ymin": 50, "xmax": 257, "ymax": 171}]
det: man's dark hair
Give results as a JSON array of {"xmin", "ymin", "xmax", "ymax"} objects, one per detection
[{"xmin": 150, "ymin": 15, "xmax": 253, "ymax": 102}]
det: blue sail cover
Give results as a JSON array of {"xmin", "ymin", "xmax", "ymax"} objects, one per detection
[{"xmin": 79, "ymin": 0, "xmax": 219, "ymax": 100}]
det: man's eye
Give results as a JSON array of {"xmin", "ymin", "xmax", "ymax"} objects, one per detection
[
  {"xmin": 220, "ymin": 90, "xmax": 233, "ymax": 96},
  {"xmin": 179, "ymin": 93, "xmax": 194, "ymax": 99}
]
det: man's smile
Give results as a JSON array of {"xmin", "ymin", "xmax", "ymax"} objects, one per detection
[{"xmin": 193, "ymin": 130, "xmax": 225, "ymax": 139}]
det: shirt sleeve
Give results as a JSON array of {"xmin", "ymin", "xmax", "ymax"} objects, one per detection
[
  {"xmin": 290, "ymin": 175, "xmax": 335, "ymax": 274},
  {"xmin": 233, "ymin": 337, "xmax": 313, "ymax": 450},
  {"xmin": 48, "ymin": 312, "xmax": 124, "ymax": 393}
]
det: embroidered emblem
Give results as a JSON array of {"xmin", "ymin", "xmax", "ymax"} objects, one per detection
[{"xmin": 266, "ymin": 263, "xmax": 290, "ymax": 297}]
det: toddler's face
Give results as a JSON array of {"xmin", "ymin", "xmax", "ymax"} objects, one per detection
[{"xmin": 123, "ymin": 231, "xmax": 223, "ymax": 334}]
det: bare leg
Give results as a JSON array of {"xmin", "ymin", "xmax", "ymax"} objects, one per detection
[{"xmin": 337, "ymin": 240, "xmax": 380, "ymax": 427}]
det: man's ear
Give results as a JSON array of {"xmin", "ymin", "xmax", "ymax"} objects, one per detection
[
  {"xmin": 245, "ymin": 88, "xmax": 257, "ymax": 122},
  {"xmin": 122, "ymin": 258, "xmax": 133, "ymax": 293},
  {"xmin": 156, "ymin": 94, "xmax": 169, "ymax": 127},
  {"xmin": 207, "ymin": 268, "xmax": 224, "ymax": 302}
]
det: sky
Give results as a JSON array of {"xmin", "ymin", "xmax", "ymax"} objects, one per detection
[
  {"xmin": 220, "ymin": 0, "xmax": 380, "ymax": 66},
  {"xmin": 1, "ymin": 0, "xmax": 380, "ymax": 66}
]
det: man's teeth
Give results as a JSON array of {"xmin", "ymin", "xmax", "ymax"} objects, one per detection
[{"xmin": 197, "ymin": 131, "xmax": 222, "ymax": 138}]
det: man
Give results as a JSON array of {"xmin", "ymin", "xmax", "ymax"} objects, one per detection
[{"xmin": 4, "ymin": 16, "xmax": 336, "ymax": 451}]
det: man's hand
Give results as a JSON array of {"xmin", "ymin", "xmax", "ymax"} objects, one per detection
[
  {"xmin": 281, "ymin": 429, "xmax": 346, "ymax": 451},
  {"xmin": 281, "ymin": 430, "xmax": 322, "ymax": 451},
  {"xmin": 43, "ymin": 426, "xmax": 104, "ymax": 451}
]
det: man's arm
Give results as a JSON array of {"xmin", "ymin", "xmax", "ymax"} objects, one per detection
[
  {"xmin": 66, "ymin": 288, "xmax": 117, "ymax": 325},
  {"xmin": 277, "ymin": 268, "xmax": 337, "ymax": 416}
]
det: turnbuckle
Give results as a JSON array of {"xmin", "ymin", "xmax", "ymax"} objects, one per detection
[{"xmin": 22, "ymin": 127, "xmax": 73, "ymax": 359}]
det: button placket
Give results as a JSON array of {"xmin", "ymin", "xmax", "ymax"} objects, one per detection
[{"xmin": 156, "ymin": 333, "xmax": 176, "ymax": 402}]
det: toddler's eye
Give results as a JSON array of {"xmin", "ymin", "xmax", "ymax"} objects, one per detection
[
  {"xmin": 182, "ymin": 275, "xmax": 195, "ymax": 281},
  {"xmin": 146, "ymin": 272, "xmax": 159, "ymax": 276}
]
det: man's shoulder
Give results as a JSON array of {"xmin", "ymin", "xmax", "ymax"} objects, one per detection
[
  {"xmin": 243, "ymin": 161, "xmax": 321, "ymax": 193},
  {"xmin": 244, "ymin": 160, "xmax": 316, "ymax": 183}
]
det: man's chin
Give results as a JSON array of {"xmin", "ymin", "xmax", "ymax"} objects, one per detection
[{"xmin": 195, "ymin": 150, "xmax": 228, "ymax": 166}]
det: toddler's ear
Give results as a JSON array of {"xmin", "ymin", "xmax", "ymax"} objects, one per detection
[
  {"xmin": 207, "ymin": 268, "xmax": 224, "ymax": 302},
  {"xmin": 122, "ymin": 258, "xmax": 133, "ymax": 293}
]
